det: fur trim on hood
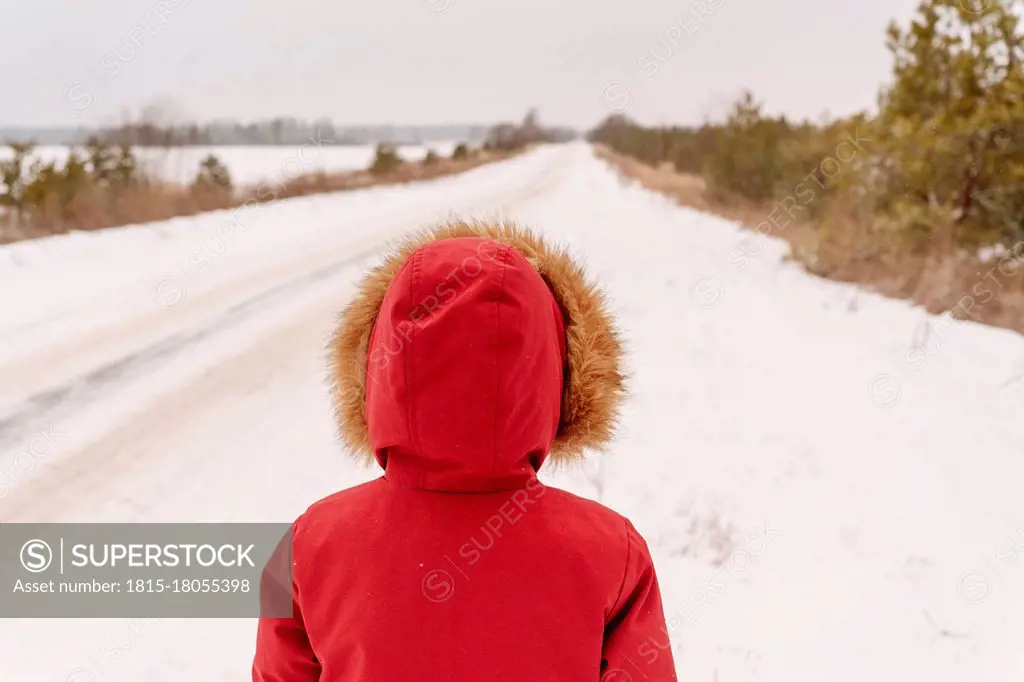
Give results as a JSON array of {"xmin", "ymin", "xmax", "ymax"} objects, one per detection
[{"xmin": 328, "ymin": 220, "xmax": 624, "ymax": 464}]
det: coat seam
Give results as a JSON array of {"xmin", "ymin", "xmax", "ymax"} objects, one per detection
[
  {"xmin": 407, "ymin": 250, "xmax": 422, "ymax": 477},
  {"xmin": 607, "ymin": 516, "xmax": 632, "ymax": 625},
  {"xmin": 379, "ymin": 476, "xmax": 536, "ymax": 494},
  {"xmin": 492, "ymin": 246, "xmax": 513, "ymax": 476},
  {"xmin": 289, "ymin": 512, "xmax": 320, "ymax": 658}
]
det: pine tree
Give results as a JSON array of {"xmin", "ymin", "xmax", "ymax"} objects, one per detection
[{"xmin": 878, "ymin": 0, "xmax": 1024, "ymax": 248}]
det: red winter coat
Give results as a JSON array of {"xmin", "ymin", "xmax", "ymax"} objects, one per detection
[{"xmin": 253, "ymin": 222, "xmax": 677, "ymax": 682}]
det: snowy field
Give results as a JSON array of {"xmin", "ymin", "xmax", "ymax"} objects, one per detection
[
  {"xmin": 0, "ymin": 142, "xmax": 458, "ymax": 186},
  {"xmin": 1, "ymin": 143, "xmax": 1023, "ymax": 680}
]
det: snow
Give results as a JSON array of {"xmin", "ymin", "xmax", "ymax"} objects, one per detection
[
  {"xmin": 1, "ymin": 143, "xmax": 1023, "ymax": 681},
  {"xmin": 0, "ymin": 142, "xmax": 458, "ymax": 186}
]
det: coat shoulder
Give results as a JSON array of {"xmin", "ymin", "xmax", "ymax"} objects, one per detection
[
  {"xmin": 541, "ymin": 486, "xmax": 633, "ymax": 552},
  {"xmin": 539, "ymin": 486, "xmax": 651, "ymax": 618},
  {"xmin": 295, "ymin": 478, "xmax": 385, "ymax": 536}
]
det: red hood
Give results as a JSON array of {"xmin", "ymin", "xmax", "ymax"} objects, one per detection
[
  {"xmin": 363, "ymin": 237, "xmax": 566, "ymax": 492},
  {"xmin": 330, "ymin": 222, "xmax": 624, "ymax": 494}
]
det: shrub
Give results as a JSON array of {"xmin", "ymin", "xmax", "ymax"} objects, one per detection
[
  {"xmin": 111, "ymin": 143, "xmax": 138, "ymax": 187},
  {"xmin": 84, "ymin": 137, "xmax": 121, "ymax": 185},
  {"xmin": 871, "ymin": 0, "xmax": 1024, "ymax": 250},
  {"xmin": 194, "ymin": 154, "xmax": 233, "ymax": 190},
  {"xmin": 423, "ymin": 150, "xmax": 440, "ymax": 165},
  {"xmin": 23, "ymin": 152, "xmax": 91, "ymax": 215},
  {"xmin": 0, "ymin": 142, "xmax": 35, "ymax": 221},
  {"xmin": 370, "ymin": 143, "xmax": 403, "ymax": 175},
  {"xmin": 451, "ymin": 143, "xmax": 469, "ymax": 161}
]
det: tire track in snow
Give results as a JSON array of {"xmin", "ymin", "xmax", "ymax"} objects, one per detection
[
  {"xmin": 0, "ymin": 149, "xmax": 566, "ymax": 451},
  {"xmin": 0, "ymin": 244, "xmax": 376, "ymax": 454}
]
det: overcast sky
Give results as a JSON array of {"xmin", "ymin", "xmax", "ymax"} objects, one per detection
[{"xmin": 0, "ymin": 0, "xmax": 922, "ymax": 128}]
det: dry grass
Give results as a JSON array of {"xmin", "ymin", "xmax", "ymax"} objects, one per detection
[
  {"xmin": 0, "ymin": 184, "xmax": 236, "ymax": 243},
  {"xmin": 596, "ymin": 145, "xmax": 1024, "ymax": 337},
  {"xmin": 0, "ymin": 149, "xmax": 517, "ymax": 246},
  {"xmin": 597, "ymin": 146, "xmax": 813, "ymax": 242},
  {"xmin": 246, "ymin": 149, "xmax": 514, "ymax": 203}
]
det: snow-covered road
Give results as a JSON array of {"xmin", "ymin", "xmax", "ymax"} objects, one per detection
[{"xmin": 2, "ymin": 143, "xmax": 1023, "ymax": 681}]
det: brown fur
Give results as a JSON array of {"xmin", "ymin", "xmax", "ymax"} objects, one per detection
[{"xmin": 328, "ymin": 220, "xmax": 625, "ymax": 464}]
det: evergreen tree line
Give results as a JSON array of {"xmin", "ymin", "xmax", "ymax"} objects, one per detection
[{"xmin": 590, "ymin": 0, "xmax": 1024, "ymax": 270}]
